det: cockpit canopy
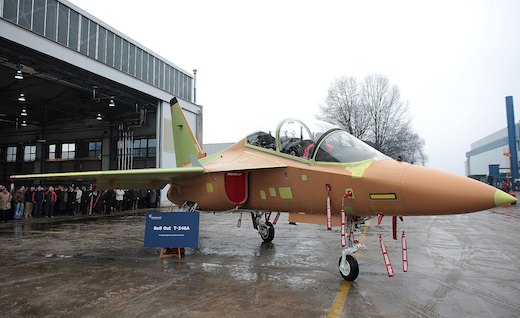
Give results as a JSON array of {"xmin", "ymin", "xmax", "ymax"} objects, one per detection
[{"xmin": 246, "ymin": 118, "xmax": 388, "ymax": 163}]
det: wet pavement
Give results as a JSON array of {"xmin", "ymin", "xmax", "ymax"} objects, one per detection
[{"xmin": 0, "ymin": 205, "xmax": 519, "ymax": 318}]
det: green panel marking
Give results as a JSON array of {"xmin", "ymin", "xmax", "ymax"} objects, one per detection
[
  {"xmin": 279, "ymin": 187, "xmax": 294, "ymax": 199},
  {"xmin": 345, "ymin": 206, "xmax": 355, "ymax": 216},
  {"xmin": 260, "ymin": 190, "xmax": 267, "ymax": 200},
  {"xmin": 369, "ymin": 193, "xmax": 397, "ymax": 200},
  {"xmin": 301, "ymin": 175, "xmax": 308, "ymax": 181},
  {"xmin": 344, "ymin": 159, "xmax": 374, "ymax": 178},
  {"xmin": 206, "ymin": 183, "xmax": 214, "ymax": 193},
  {"xmin": 269, "ymin": 187, "xmax": 277, "ymax": 197}
]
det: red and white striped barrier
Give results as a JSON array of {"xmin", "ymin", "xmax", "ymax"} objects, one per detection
[
  {"xmin": 379, "ymin": 234, "xmax": 394, "ymax": 277},
  {"xmin": 340, "ymin": 206, "xmax": 346, "ymax": 247},
  {"xmin": 326, "ymin": 184, "xmax": 332, "ymax": 231},
  {"xmin": 402, "ymin": 231, "xmax": 408, "ymax": 272}
]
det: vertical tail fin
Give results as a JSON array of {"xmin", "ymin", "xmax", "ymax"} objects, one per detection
[{"xmin": 170, "ymin": 97, "xmax": 205, "ymax": 167}]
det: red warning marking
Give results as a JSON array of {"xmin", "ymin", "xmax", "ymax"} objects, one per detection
[
  {"xmin": 340, "ymin": 207, "xmax": 346, "ymax": 247},
  {"xmin": 273, "ymin": 212, "xmax": 281, "ymax": 225},
  {"xmin": 392, "ymin": 216, "xmax": 397, "ymax": 240},
  {"xmin": 377, "ymin": 213, "xmax": 383, "ymax": 225},
  {"xmin": 379, "ymin": 234, "xmax": 394, "ymax": 277}
]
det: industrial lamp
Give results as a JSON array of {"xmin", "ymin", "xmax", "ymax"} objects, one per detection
[
  {"xmin": 15, "ymin": 70, "xmax": 23, "ymax": 80},
  {"xmin": 96, "ymin": 113, "xmax": 102, "ymax": 120},
  {"xmin": 21, "ymin": 119, "xmax": 27, "ymax": 127},
  {"xmin": 109, "ymin": 98, "xmax": 115, "ymax": 107},
  {"xmin": 18, "ymin": 93, "xmax": 26, "ymax": 102},
  {"xmin": 21, "ymin": 106, "xmax": 27, "ymax": 116}
]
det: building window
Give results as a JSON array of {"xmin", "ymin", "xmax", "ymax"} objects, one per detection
[
  {"xmin": 2, "ymin": 0, "xmax": 18, "ymax": 23},
  {"xmin": 48, "ymin": 144, "xmax": 56, "ymax": 160},
  {"xmin": 79, "ymin": 15, "xmax": 89, "ymax": 54},
  {"xmin": 68, "ymin": 10, "xmax": 79, "ymax": 50},
  {"xmin": 32, "ymin": 0, "xmax": 46, "ymax": 36},
  {"xmin": 136, "ymin": 47, "xmax": 142, "ymax": 79},
  {"xmin": 133, "ymin": 138, "xmax": 156, "ymax": 158},
  {"xmin": 88, "ymin": 141, "xmax": 102, "ymax": 158},
  {"xmin": 122, "ymin": 39, "xmax": 129, "ymax": 73},
  {"xmin": 62, "ymin": 143, "xmax": 75, "ymax": 160},
  {"xmin": 45, "ymin": 0, "xmax": 57, "ymax": 41},
  {"xmin": 7, "ymin": 146, "xmax": 17, "ymax": 162},
  {"xmin": 18, "ymin": 0, "xmax": 33, "ymax": 29},
  {"xmin": 57, "ymin": 2, "xmax": 69, "ymax": 45},
  {"xmin": 88, "ymin": 20, "xmax": 97, "ymax": 59},
  {"xmin": 129, "ymin": 43, "xmax": 136, "ymax": 76},
  {"xmin": 106, "ymin": 31, "xmax": 115, "ymax": 67},
  {"xmin": 24, "ymin": 145, "xmax": 36, "ymax": 162},
  {"xmin": 97, "ymin": 26, "xmax": 107, "ymax": 63},
  {"xmin": 114, "ymin": 35, "xmax": 122, "ymax": 70}
]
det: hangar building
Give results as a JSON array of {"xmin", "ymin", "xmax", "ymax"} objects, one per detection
[
  {"xmin": 465, "ymin": 123, "xmax": 520, "ymax": 181},
  {"xmin": 0, "ymin": 0, "xmax": 201, "ymax": 185}
]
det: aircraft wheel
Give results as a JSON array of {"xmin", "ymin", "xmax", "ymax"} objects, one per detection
[
  {"xmin": 338, "ymin": 254, "xmax": 359, "ymax": 281},
  {"xmin": 260, "ymin": 222, "xmax": 275, "ymax": 242}
]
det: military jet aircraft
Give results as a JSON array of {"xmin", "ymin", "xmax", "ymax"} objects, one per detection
[{"xmin": 11, "ymin": 97, "xmax": 517, "ymax": 281}]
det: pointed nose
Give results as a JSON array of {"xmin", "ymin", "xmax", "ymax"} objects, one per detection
[{"xmin": 401, "ymin": 165, "xmax": 516, "ymax": 215}]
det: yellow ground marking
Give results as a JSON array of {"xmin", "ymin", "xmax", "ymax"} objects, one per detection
[{"xmin": 327, "ymin": 218, "xmax": 371, "ymax": 318}]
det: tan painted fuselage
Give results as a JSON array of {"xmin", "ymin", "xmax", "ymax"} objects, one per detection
[{"xmin": 167, "ymin": 143, "xmax": 504, "ymax": 217}]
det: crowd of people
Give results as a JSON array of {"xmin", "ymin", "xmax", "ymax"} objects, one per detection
[{"xmin": 0, "ymin": 184, "xmax": 160, "ymax": 223}]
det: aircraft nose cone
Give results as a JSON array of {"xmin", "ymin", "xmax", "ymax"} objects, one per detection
[
  {"xmin": 401, "ymin": 165, "xmax": 516, "ymax": 215},
  {"xmin": 494, "ymin": 189, "xmax": 517, "ymax": 206}
]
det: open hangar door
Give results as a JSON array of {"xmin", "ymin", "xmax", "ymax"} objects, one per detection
[{"xmin": 0, "ymin": 37, "xmax": 159, "ymax": 184}]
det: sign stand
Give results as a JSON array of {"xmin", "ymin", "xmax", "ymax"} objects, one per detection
[{"xmin": 160, "ymin": 247, "xmax": 185, "ymax": 259}]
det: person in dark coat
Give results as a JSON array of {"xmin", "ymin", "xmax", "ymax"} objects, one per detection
[
  {"xmin": 66, "ymin": 186, "xmax": 75, "ymax": 215},
  {"xmin": 32, "ymin": 186, "xmax": 44, "ymax": 218},
  {"xmin": 104, "ymin": 189, "xmax": 115, "ymax": 214},
  {"xmin": 24, "ymin": 186, "xmax": 34, "ymax": 219}
]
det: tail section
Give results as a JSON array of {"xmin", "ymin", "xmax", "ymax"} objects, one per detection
[{"xmin": 170, "ymin": 97, "xmax": 206, "ymax": 167}]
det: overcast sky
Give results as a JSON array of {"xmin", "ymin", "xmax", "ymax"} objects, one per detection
[{"xmin": 68, "ymin": 0, "xmax": 520, "ymax": 175}]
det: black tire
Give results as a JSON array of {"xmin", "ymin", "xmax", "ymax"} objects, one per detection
[
  {"xmin": 261, "ymin": 222, "xmax": 275, "ymax": 242},
  {"xmin": 338, "ymin": 254, "xmax": 359, "ymax": 281}
]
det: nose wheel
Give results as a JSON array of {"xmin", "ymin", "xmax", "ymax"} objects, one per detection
[{"xmin": 338, "ymin": 254, "xmax": 359, "ymax": 281}]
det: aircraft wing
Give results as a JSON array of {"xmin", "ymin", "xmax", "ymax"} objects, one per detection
[
  {"xmin": 10, "ymin": 167, "xmax": 205, "ymax": 189},
  {"xmin": 201, "ymin": 142, "xmax": 288, "ymax": 173}
]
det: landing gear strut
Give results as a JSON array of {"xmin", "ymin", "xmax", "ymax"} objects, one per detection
[{"xmin": 251, "ymin": 211, "xmax": 275, "ymax": 242}]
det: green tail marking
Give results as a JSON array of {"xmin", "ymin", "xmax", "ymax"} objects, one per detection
[{"xmin": 170, "ymin": 97, "xmax": 205, "ymax": 167}]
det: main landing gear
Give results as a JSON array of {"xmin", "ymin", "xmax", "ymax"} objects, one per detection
[{"xmin": 251, "ymin": 211, "xmax": 275, "ymax": 243}]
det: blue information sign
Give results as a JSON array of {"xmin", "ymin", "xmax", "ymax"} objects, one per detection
[{"xmin": 144, "ymin": 212, "xmax": 200, "ymax": 248}]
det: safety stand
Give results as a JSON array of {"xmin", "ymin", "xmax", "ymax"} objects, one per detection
[
  {"xmin": 325, "ymin": 184, "xmax": 332, "ymax": 230},
  {"xmin": 160, "ymin": 247, "xmax": 185, "ymax": 259}
]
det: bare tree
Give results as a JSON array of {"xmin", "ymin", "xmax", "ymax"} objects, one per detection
[
  {"xmin": 319, "ymin": 76, "xmax": 370, "ymax": 140},
  {"xmin": 319, "ymin": 74, "xmax": 427, "ymax": 164}
]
